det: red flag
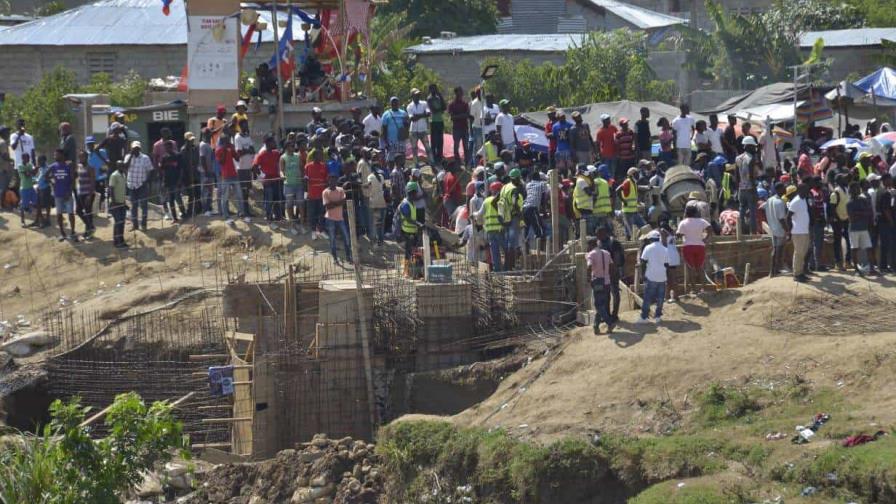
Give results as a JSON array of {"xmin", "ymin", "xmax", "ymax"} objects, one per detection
[
  {"xmin": 161, "ymin": 0, "xmax": 173, "ymax": 16},
  {"xmin": 240, "ymin": 23, "xmax": 256, "ymax": 60}
]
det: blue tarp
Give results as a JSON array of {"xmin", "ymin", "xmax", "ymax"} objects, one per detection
[{"xmin": 853, "ymin": 67, "xmax": 896, "ymax": 101}]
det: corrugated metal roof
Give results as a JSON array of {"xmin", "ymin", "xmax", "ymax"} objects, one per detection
[
  {"xmin": 0, "ymin": 0, "xmax": 307, "ymax": 46},
  {"xmin": 800, "ymin": 28, "xmax": 896, "ymax": 48},
  {"xmin": 406, "ymin": 33, "xmax": 586, "ymax": 54},
  {"xmin": 586, "ymin": 0, "xmax": 685, "ymax": 29}
]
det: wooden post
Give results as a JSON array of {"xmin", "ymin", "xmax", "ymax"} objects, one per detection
[
  {"xmin": 735, "ymin": 216, "xmax": 742, "ymax": 242},
  {"xmin": 422, "ymin": 231, "xmax": 432, "ymax": 282},
  {"xmin": 271, "ymin": 0, "xmax": 286, "ymax": 140},
  {"xmin": 345, "ymin": 200, "xmax": 378, "ymax": 431},
  {"xmin": 549, "ymin": 169, "xmax": 560, "ymax": 256},
  {"xmin": 743, "ymin": 262, "xmax": 751, "ymax": 286},
  {"xmin": 579, "ymin": 218, "xmax": 588, "ymax": 252}
]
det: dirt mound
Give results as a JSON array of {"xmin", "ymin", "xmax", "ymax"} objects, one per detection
[
  {"xmin": 187, "ymin": 434, "xmax": 384, "ymax": 504},
  {"xmin": 175, "ymin": 224, "xmax": 226, "ymax": 243}
]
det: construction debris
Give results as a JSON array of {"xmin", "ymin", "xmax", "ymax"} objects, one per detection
[{"xmin": 184, "ymin": 434, "xmax": 384, "ymax": 504}]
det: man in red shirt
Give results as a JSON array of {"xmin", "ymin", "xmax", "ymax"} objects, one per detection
[
  {"xmin": 448, "ymin": 86, "xmax": 471, "ymax": 167},
  {"xmin": 441, "ymin": 161, "xmax": 463, "ymax": 226},
  {"xmin": 615, "ymin": 118, "xmax": 636, "ymax": 181},
  {"xmin": 544, "ymin": 106, "xmax": 558, "ymax": 168},
  {"xmin": 595, "ymin": 114, "xmax": 618, "ymax": 181},
  {"xmin": 305, "ymin": 149, "xmax": 329, "ymax": 239},
  {"xmin": 253, "ymin": 135, "xmax": 283, "ymax": 225},
  {"xmin": 215, "ymin": 134, "xmax": 247, "ymax": 224}
]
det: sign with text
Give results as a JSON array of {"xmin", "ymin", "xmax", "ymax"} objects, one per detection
[{"xmin": 187, "ymin": 15, "xmax": 238, "ymax": 90}]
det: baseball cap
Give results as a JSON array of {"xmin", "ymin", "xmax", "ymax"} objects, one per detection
[
  {"xmin": 499, "ymin": 99, "xmax": 510, "ymax": 106},
  {"xmin": 130, "ymin": 140, "xmax": 142, "ymax": 149},
  {"xmin": 184, "ymin": 132, "xmax": 195, "ymax": 141},
  {"xmin": 627, "ymin": 167, "xmax": 638, "ymax": 177},
  {"xmin": 312, "ymin": 106, "xmax": 322, "ymax": 113},
  {"xmin": 571, "ymin": 111, "xmax": 581, "ymax": 118},
  {"xmin": 546, "ymin": 105, "xmax": 557, "ymax": 113},
  {"xmin": 315, "ymin": 127, "xmax": 327, "ymax": 135},
  {"xmin": 216, "ymin": 104, "xmax": 226, "ymax": 113},
  {"xmin": 619, "ymin": 117, "xmax": 629, "ymax": 125},
  {"xmin": 410, "ymin": 87, "xmax": 420, "ymax": 95},
  {"xmin": 600, "ymin": 113, "xmax": 610, "ymax": 121},
  {"xmin": 645, "ymin": 230, "xmax": 661, "ymax": 241},
  {"xmin": 867, "ymin": 172, "xmax": 882, "ymax": 182},
  {"xmin": 85, "ymin": 136, "xmax": 96, "ymax": 145}
]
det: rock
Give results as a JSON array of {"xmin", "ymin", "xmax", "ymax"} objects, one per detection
[
  {"xmin": 337, "ymin": 436, "xmax": 353, "ymax": 448},
  {"xmin": 310, "ymin": 475, "xmax": 328, "ymax": 487},
  {"xmin": 164, "ymin": 462, "xmax": 194, "ymax": 491},
  {"xmin": 248, "ymin": 496, "xmax": 264, "ymax": 504},
  {"xmin": 352, "ymin": 464, "xmax": 363, "ymax": 480},
  {"xmin": 136, "ymin": 470, "xmax": 163, "ymax": 498},
  {"xmin": 296, "ymin": 476, "xmax": 310, "ymax": 487},
  {"xmin": 291, "ymin": 484, "xmax": 335, "ymax": 503},
  {"xmin": 1, "ymin": 330, "xmax": 52, "ymax": 357},
  {"xmin": 311, "ymin": 434, "xmax": 330, "ymax": 448},
  {"xmin": 299, "ymin": 450, "xmax": 325, "ymax": 464},
  {"xmin": 338, "ymin": 449, "xmax": 350, "ymax": 460}
]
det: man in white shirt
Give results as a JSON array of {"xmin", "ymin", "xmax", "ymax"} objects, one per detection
[
  {"xmin": 759, "ymin": 122, "xmax": 778, "ymax": 171},
  {"xmin": 470, "ymin": 88, "xmax": 484, "ymax": 153},
  {"xmin": 481, "ymin": 94, "xmax": 500, "ymax": 139},
  {"xmin": 707, "ymin": 114, "xmax": 724, "ymax": 155},
  {"xmin": 495, "ymin": 99, "xmax": 517, "ymax": 151},
  {"xmin": 765, "ymin": 182, "xmax": 789, "ymax": 276},
  {"xmin": 638, "ymin": 230, "xmax": 669, "ymax": 324},
  {"xmin": 234, "ymin": 121, "xmax": 255, "ymax": 216},
  {"xmin": 362, "ymin": 104, "xmax": 382, "ymax": 141},
  {"xmin": 671, "ymin": 104, "xmax": 695, "ymax": 166},
  {"xmin": 787, "ymin": 183, "xmax": 812, "ymax": 282},
  {"xmin": 10, "ymin": 118, "xmax": 35, "ymax": 169},
  {"xmin": 406, "ymin": 88, "xmax": 432, "ymax": 167}
]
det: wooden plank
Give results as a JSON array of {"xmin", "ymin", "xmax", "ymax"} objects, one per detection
[
  {"xmin": 189, "ymin": 354, "xmax": 230, "ymax": 361},
  {"xmin": 191, "ymin": 442, "xmax": 232, "ymax": 449},
  {"xmin": 227, "ymin": 331, "xmax": 256, "ymax": 342},
  {"xmin": 201, "ymin": 417, "xmax": 253, "ymax": 423}
]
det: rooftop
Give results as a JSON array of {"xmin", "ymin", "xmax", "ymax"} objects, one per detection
[
  {"xmin": 0, "ymin": 0, "xmax": 307, "ymax": 46},
  {"xmin": 584, "ymin": 0, "xmax": 686, "ymax": 30},
  {"xmin": 406, "ymin": 33, "xmax": 587, "ymax": 54},
  {"xmin": 799, "ymin": 27, "xmax": 896, "ymax": 48}
]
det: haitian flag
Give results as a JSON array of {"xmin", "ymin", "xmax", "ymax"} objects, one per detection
[
  {"xmin": 269, "ymin": 11, "xmax": 295, "ymax": 79},
  {"xmin": 161, "ymin": 0, "xmax": 173, "ymax": 16}
]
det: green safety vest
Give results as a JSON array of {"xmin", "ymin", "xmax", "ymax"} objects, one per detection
[
  {"xmin": 857, "ymin": 163, "xmax": 871, "ymax": 181},
  {"xmin": 622, "ymin": 178, "xmax": 638, "ymax": 213},
  {"xmin": 573, "ymin": 176, "xmax": 594, "ymax": 213},
  {"xmin": 500, "ymin": 183, "xmax": 523, "ymax": 220},
  {"xmin": 721, "ymin": 172, "xmax": 732, "ymax": 201},
  {"xmin": 401, "ymin": 201, "xmax": 419, "ymax": 235},
  {"xmin": 483, "ymin": 196, "xmax": 502, "ymax": 233},
  {"xmin": 484, "ymin": 142, "xmax": 499, "ymax": 164},
  {"xmin": 594, "ymin": 178, "xmax": 611, "ymax": 215}
]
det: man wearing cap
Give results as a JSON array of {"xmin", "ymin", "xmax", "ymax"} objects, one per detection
[
  {"xmin": 306, "ymin": 107, "xmax": 328, "ymax": 135},
  {"xmin": 595, "ymin": 114, "xmax": 618, "ymax": 180},
  {"xmin": 569, "ymin": 111, "xmax": 594, "ymax": 165},
  {"xmin": 615, "ymin": 119, "xmax": 636, "ymax": 181},
  {"xmin": 125, "ymin": 140, "xmax": 152, "ymax": 231},
  {"xmin": 407, "ymin": 88, "xmax": 432, "ymax": 167},
  {"xmin": 180, "ymin": 132, "xmax": 201, "ymax": 218},
  {"xmin": 99, "ymin": 122, "xmax": 128, "ymax": 168},
  {"xmin": 86, "ymin": 136, "xmax": 110, "ymax": 213},
  {"xmin": 208, "ymin": 105, "xmax": 228, "ymax": 148},
  {"xmin": 232, "ymin": 101, "xmax": 249, "ymax": 133},
  {"xmin": 573, "ymin": 165, "xmax": 597, "ymax": 234},
  {"xmin": 685, "ymin": 190, "xmax": 711, "ymax": 221},
  {"xmin": 216, "ymin": 133, "xmax": 249, "ymax": 225},
  {"xmin": 234, "ymin": 120, "xmax": 256, "ymax": 216},
  {"xmin": 736, "ymin": 135, "xmax": 760, "ymax": 234},
  {"xmin": 765, "ymin": 182, "xmax": 789, "ymax": 277},
  {"xmin": 638, "ymin": 229, "xmax": 669, "ymax": 324},
  {"xmin": 496, "ymin": 99, "xmax": 516, "ymax": 152},
  {"xmin": 617, "ymin": 167, "xmax": 646, "ymax": 240},
  {"xmin": 448, "ymin": 87, "xmax": 471, "ymax": 167},
  {"xmin": 427, "ymin": 84, "xmax": 447, "ymax": 163},
  {"xmin": 856, "ymin": 152, "xmax": 875, "ymax": 181},
  {"xmin": 551, "ymin": 111, "xmax": 574, "ymax": 175},
  {"xmin": 381, "ymin": 97, "xmax": 409, "ymax": 162},
  {"xmin": 500, "ymin": 168, "xmax": 525, "ymax": 270}
]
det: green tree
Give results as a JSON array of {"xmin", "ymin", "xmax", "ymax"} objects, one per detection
[
  {"xmin": 34, "ymin": 1, "xmax": 66, "ymax": 17},
  {"xmin": 846, "ymin": 0, "xmax": 896, "ymax": 27},
  {"xmin": 763, "ymin": 0, "xmax": 865, "ymax": 35},
  {"xmin": 0, "ymin": 392, "xmax": 187, "ymax": 504},
  {"xmin": 0, "ymin": 66, "xmax": 79, "ymax": 152},
  {"xmin": 365, "ymin": 13, "xmax": 444, "ymax": 105},
  {"xmin": 81, "ymin": 71, "xmax": 148, "ymax": 108},
  {"xmin": 377, "ymin": 0, "xmax": 498, "ymax": 38}
]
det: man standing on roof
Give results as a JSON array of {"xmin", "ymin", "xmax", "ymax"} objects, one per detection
[
  {"xmin": 407, "ymin": 88, "xmax": 432, "ymax": 167},
  {"xmin": 569, "ymin": 111, "xmax": 595, "ymax": 165},
  {"xmin": 634, "ymin": 107, "xmax": 652, "ymax": 161}
]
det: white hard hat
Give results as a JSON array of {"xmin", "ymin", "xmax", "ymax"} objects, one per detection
[{"xmin": 741, "ymin": 136, "xmax": 758, "ymax": 146}]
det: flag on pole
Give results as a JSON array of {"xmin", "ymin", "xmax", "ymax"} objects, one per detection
[
  {"xmin": 269, "ymin": 10, "xmax": 295, "ymax": 79},
  {"xmin": 240, "ymin": 23, "xmax": 256, "ymax": 59},
  {"xmin": 161, "ymin": 0, "xmax": 173, "ymax": 16}
]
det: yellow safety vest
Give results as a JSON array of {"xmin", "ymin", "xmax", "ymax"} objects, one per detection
[
  {"xmin": 594, "ymin": 178, "xmax": 611, "ymax": 215},
  {"xmin": 857, "ymin": 163, "xmax": 871, "ymax": 181},
  {"xmin": 721, "ymin": 172, "xmax": 732, "ymax": 201},
  {"xmin": 484, "ymin": 142, "xmax": 499, "ymax": 164},
  {"xmin": 573, "ymin": 176, "xmax": 594, "ymax": 213},
  {"xmin": 401, "ymin": 201, "xmax": 419, "ymax": 235},
  {"xmin": 622, "ymin": 178, "xmax": 638, "ymax": 213},
  {"xmin": 500, "ymin": 183, "xmax": 523, "ymax": 220},
  {"xmin": 483, "ymin": 196, "xmax": 502, "ymax": 233}
]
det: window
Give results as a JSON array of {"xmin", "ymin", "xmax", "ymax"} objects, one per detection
[{"xmin": 87, "ymin": 52, "xmax": 117, "ymax": 77}]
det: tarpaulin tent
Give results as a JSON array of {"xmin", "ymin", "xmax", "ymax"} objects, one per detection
[
  {"xmin": 520, "ymin": 100, "xmax": 707, "ymax": 129},
  {"xmin": 853, "ymin": 66, "xmax": 896, "ymax": 103},
  {"xmin": 701, "ymin": 82, "xmax": 832, "ymax": 124}
]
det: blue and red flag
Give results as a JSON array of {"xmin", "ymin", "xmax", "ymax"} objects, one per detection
[{"xmin": 161, "ymin": 0, "xmax": 173, "ymax": 16}]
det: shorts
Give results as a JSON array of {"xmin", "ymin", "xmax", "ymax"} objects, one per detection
[
  {"xmin": 682, "ymin": 244, "xmax": 706, "ymax": 270},
  {"xmin": 284, "ymin": 184, "xmax": 305, "ymax": 204},
  {"xmin": 38, "ymin": 187, "xmax": 52, "ymax": 208},
  {"xmin": 19, "ymin": 187, "xmax": 36, "ymax": 210},
  {"xmin": 55, "ymin": 196, "xmax": 74, "ymax": 214},
  {"xmin": 554, "ymin": 150, "xmax": 573, "ymax": 168},
  {"xmin": 849, "ymin": 230, "xmax": 872, "ymax": 250}
]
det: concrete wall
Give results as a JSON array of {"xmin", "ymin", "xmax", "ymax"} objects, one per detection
[
  {"xmin": 415, "ymin": 51, "xmax": 567, "ymax": 91},
  {"xmin": 647, "ymin": 50, "xmax": 689, "ymax": 98},
  {"xmin": 800, "ymin": 47, "xmax": 883, "ymax": 83}
]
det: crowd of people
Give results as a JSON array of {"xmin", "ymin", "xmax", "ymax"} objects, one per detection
[{"xmin": 0, "ymin": 87, "xmax": 892, "ymax": 324}]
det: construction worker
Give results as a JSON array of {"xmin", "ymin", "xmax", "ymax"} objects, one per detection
[
  {"xmin": 617, "ymin": 167, "xmax": 645, "ymax": 240},
  {"xmin": 573, "ymin": 164, "xmax": 596, "ymax": 236},
  {"xmin": 856, "ymin": 152, "xmax": 874, "ymax": 181},
  {"xmin": 478, "ymin": 131, "xmax": 501, "ymax": 166},
  {"xmin": 501, "ymin": 168, "xmax": 525, "ymax": 270},
  {"xmin": 399, "ymin": 181, "xmax": 424, "ymax": 261},
  {"xmin": 477, "ymin": 181, "xmax": 506, "ymax": 271},
  {"xmin": 592, "ymin": 166, "xmax": 612, "ymax": 235}
]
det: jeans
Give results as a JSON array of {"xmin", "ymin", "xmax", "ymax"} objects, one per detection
[
  {"xmin": 879, "ymin": 220, "xmax": 895, "ymax": 269},
  {"xmin": 220, "ymin": 177, "xmax": 245, "ymax": 220},
  {"xmin": 622, "ymin": 212, "xmax": 645, "ymax": 240},
  {"xmin": 237, "ymin": 170, "xmax": 253, "ymax": 215},
  {"xmin": 810, "ymin": 220, "xmax": 826, "ymax": 268},
  {"xmin": 410, "ymin": 132, "xmax": 432, "ymax": 167},
  {"xmin": 369, "ymin": 207, "xmax": 386, "ymax": 242},
  {"xmin": 470, "ymin": 127, "xmax": 483, "ymax": 156},
  {"xmin": 831, "ymin": 220, "xmax": 851, "ymax": 265},
  {"xmin": 356, "ymin": 198, "xmax": 369, "ymax": 236},
  {"xmin": 110, "ymin": 205, "xmax": 126, "ymax": 245},
  {"xmin": 738, "ymin": 189, "xmax": 757, "ymax": 235},
  {"xmin": 431, "ymin": 121, "xmax": 444, "ymax": 163},
  {"xmin": 523, "ymin": 206, "xmax": 544, "ymax": 244},
  {"xmin": 610, "ymin": 270, "xmax": 621, "ymax": 321},
  {"xmin": 591, "ymin": 279, "xmax": 611, "ymax": 328},
  {"xmin": 201, "ymin": 171, "xmax": 218, "ymax": 213},
  {"xmin": 487, "ymin": 230, "xmax": 506, "ymax": 272},
  {"xmin": 129, "ymin": 184, "xmax": 149, "ymax": 228},
  {"xmin": 262, "ymin": 180, "xmax": 283, "ymax": 220},
  {"xmin": 308, "ymin": 199, "xmax": 324, "ymax": 232},
  {"xmin": 325, "ymin": 218, "xmax": 352, "ymax": 262},
  {"xmin": 641, "ymin": 280, "xmax": 665, "ymax": 320},
  {"xmin": 75, "ymin": 193, "xmax": 95, "ymax": 232},
  {"xmin": 454, "ymin": 130, "xmax": 470, "ymax": 167}
]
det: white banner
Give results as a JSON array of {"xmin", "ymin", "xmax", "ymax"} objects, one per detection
[{"xmin": 187, "ymin": 15, "xmax": 239, "ymax": 90}]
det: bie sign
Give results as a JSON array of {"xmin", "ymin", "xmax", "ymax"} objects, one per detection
[
  {"xmin": 152, "ymin": 110, "xmax": 180, "ymax": 121},
  {"xmin": 187, "ymin": 15, "xmax": 239, "ymax": 90}
]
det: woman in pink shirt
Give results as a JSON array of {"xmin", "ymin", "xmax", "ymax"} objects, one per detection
[{"xmin": 676, "ymin": 205, "xmax": 712, "ymax": 273}]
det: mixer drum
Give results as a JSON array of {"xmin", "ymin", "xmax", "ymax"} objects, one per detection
[{"xmin": 660, "ymin": 165, "xmax": 705, "ymax": 216}]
